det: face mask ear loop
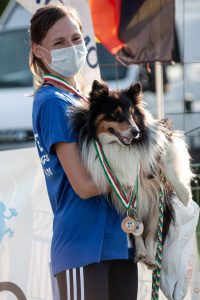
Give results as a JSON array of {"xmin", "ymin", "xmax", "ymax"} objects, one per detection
[
  {"xmin": 39, "ymin": 45, "xmax": 52, "ymax": 66},
  {"xmin": 39, "ymin": 45, "xmax": 51, "ymax": 54}
]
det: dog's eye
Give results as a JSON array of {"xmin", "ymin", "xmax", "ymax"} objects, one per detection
[{"xmin": 111, "ymin": 112, "xmax": 121, "ymax": 118}]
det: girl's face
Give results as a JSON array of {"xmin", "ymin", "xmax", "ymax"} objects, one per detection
[{"xmin": 33, "ymin": 15, "xmax": 83, "ymax": 68}]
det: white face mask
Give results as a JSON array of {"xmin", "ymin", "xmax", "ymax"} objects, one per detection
[{"xmin": 40, "ymin": 42, "xmax": 88, "ymax": 77}]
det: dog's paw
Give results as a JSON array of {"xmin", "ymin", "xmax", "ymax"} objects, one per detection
[
  {"xmin": 134, "ymin": 254, "xmax": 146, "ymax": 263},
  {"xmin": 146, "ymin": 260, "xmax": 158, "ymax": 270},
  {"xmin": 137, "ymin": 250, "xmax": 157, "ymax": 269},
  {"xmin": 143, "ymin": 253, "xmax": 158, "ymax": 269},
  {"xmin": 134, "ymin": 249, "xmax": 148, "ymax": 263}
]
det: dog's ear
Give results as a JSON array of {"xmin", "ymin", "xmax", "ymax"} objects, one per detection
[
  {"xmin": 127, "ymin": 82, "xmax": 142, "ymax": 104},
  {"xmin": 89, "ymin": 80, "xmax": 109, "ymax": 103}
]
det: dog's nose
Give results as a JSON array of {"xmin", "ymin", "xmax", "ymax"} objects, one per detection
[{"xmin": 131, "ymin": 128, "xmax": 140, "ymax": 139}]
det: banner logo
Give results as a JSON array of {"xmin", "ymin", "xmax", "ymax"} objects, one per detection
[
  {"xmin": 0, "ymin": 201, "xmax": 18, "ymax": 242},
  {"xmin": 0, "ymin": 282, "xmax": 26, "ymax": 299},
  {"xmin": 36, "ymin": 0, "xmax": 63, "ymax": 4}
]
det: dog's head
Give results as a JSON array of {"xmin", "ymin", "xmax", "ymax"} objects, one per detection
[{"xmin": 87, "ymin": 80, "xmax": 147, "ymax": 146}]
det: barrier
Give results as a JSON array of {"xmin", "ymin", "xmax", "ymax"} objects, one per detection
[
  {"xmin": 0, "ymin": 147, "xmax": 53, "ymax": 300},
  {"xmin": 0, "ymin": 147, "xmax": 199, "ymax": 299}
]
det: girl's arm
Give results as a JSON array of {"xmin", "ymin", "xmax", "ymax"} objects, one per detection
[{"xmin": 55, "ymin": 141, "xmax": 110, "ymax": 199}]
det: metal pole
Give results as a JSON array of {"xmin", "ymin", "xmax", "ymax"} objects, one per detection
[{"xmin": 155, "ymin": 61, "xmax": 164, "ymax": 119}]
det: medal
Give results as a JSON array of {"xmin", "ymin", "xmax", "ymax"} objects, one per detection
[
  {"xmin": 132, "ymin": 220, "xmax": 144, "ymax": 236},
  {"xmin": 121, "ymin": 216, "xmax": 136, "ymax": 233}
]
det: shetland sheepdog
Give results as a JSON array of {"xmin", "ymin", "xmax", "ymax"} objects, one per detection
[{"xmin": 68, "ymin": 80, "xmax": 193, "ymax": 269}]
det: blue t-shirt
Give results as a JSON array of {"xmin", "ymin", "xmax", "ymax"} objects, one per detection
[{"xmin": 32, "ymin": 85, "xmax": 133, "ymax": 275}]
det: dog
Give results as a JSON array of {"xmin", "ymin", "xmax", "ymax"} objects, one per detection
[{"xmin": 68, "ymin": 80, "xmax": 193, "ymax": 269}]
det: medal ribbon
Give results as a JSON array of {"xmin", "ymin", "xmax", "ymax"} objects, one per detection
[
  {"xmin": 94, "ymin": 139, "xmax": 139, "ymax": 209},
  {"xmin": 151, "ymin": 186, "xmax": 165, "ymax": 300},
  {"xmin": 43, "ymin": 73, "xmax": 89, "ymax": 103}
]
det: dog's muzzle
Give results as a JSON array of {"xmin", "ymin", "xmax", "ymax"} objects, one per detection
[{"xmin": 131, "ymin": 127, "xmax": 140, "ymax": 139}]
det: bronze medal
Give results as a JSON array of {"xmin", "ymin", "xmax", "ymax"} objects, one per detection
[
  {"xmin": 132, "ymin": 220, "xmax": 144, "ymax": 236},
  {"xmin": 121, "ymin": 216, "xmax": 136, "ymax": 233}
]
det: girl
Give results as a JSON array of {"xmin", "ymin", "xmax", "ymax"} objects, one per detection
[{"xmin": 30, "ymin": 4, "xmax": 138, "ymax": 300}]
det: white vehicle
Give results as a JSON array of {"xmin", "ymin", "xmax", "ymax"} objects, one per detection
[
  {"xmin": 0, "ymin": 1, "xmax": 138, "ymax": 142},
  {"xmin": 0, "ymin": 2, "xmax": 33, "ymax": 141}
]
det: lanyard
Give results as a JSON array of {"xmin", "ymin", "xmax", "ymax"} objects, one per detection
[
  {"xmin": 94, "ymin": 139, "xmax": 139, "ymax": 210},
  {"xmin": 43, "ymin": 73, "xmax": 89, "ymax": 103}
]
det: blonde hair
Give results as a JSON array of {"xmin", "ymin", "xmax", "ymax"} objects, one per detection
[{"xmin": 29, "ymin": 4, "xmax": 83, "ymax": 89}]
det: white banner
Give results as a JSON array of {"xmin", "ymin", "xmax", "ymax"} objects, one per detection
[
  {"xmin": 16, "ymin": 0, "xmax": 101, "ymax": 89},
  {"xmin": 0, "ymin": 147, "xmax": 199, "ymax": 299},
  {"xmin": 0, "ymin": 147, "xmax": 53, "ymax": 299}
]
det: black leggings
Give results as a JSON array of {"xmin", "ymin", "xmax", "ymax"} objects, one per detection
[{"xmin": 56, "ymin": 260, "xmax": 138, "ymax": 300}]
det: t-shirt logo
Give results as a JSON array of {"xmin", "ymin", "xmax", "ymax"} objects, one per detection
[{"xmin": 34, "ymin": 132, "xmax": 53, "ymax": 177}]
